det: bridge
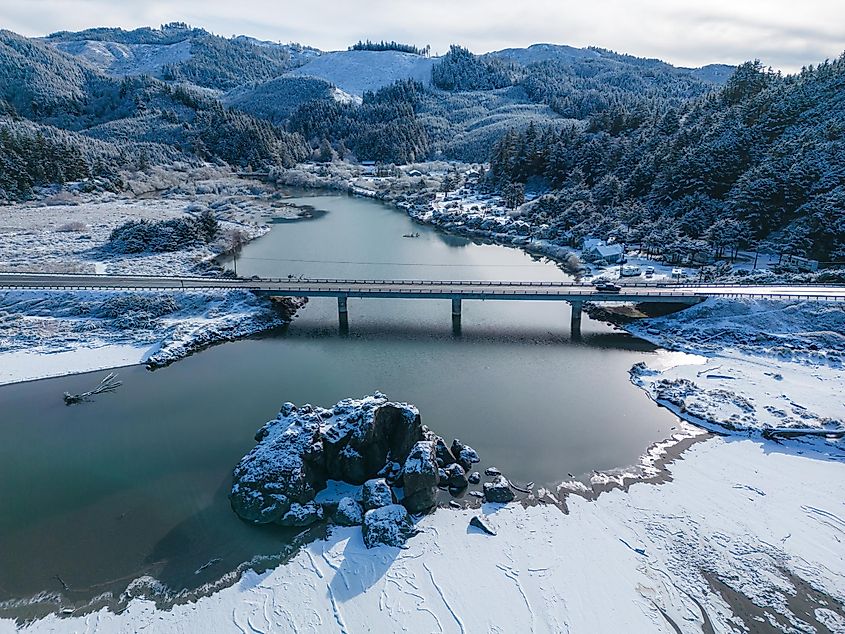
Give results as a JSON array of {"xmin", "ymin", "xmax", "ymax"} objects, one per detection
[{"xmin": 2, "ymin": 273, "xmax": 844, "ymax": 336}]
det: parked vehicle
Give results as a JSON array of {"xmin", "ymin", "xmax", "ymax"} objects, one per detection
[
  {"xmin": 621, "ymin": 264, "xmax": 641, "ymax": 277},
  {"xmin": 644, "ymin": 266, "xmax": 655, "ymax": 277}
]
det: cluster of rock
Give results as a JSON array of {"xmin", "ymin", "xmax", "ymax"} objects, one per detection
[{"xmin": 230, "ymin": 393, "xmax": 512, "ymax": 548}]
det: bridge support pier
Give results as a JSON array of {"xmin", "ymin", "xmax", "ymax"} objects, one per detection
[
  {"xmin": 337, "ymin": 295, "xmax": 349, "ymax": 335},
  {"xmin": 451, "ymin": 297, "xmax": 462, "ymax": 317},
  {"xmin": 570, "ymin": 300, "xmax": 583, "ymax": 339}
]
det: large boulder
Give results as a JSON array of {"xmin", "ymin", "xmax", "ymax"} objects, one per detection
[
  {"xmin": 362, "ymin": 504, "xmax": 416, "ymax": 548},
  {"xmin": 402, "ymin": 441, "xmax": 440, "ymax": 514},
  {"xmin": 229, "ymin": 404, "xmax": 327, "ymax": 526},
  {"xmin": 442, "ymin": 463, "xmax": 468, "ymax": 490},
  {"xmin": 333, "ymin": 497, "xmax": 364, "ymax": 526},
  {"xmin": 483, "ymin": 475, "xmax": 515, "ymax": 503},
  {"xmin": 322, "ymin": 394, "xmax": 423, "ymax": 484},
  {"xmin": 362, "ymin": 478, "xmax": 395, "ymax": 510},
  {"xmin": 281, "ymin": 501, "xmax": 324, "ymax": 526},
  {"xmin": 434, "ymin": 436, "xmax": 456, "ymax": 467}
]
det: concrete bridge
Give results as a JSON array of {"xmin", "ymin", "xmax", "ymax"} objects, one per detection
[{"xmin": 2, "ymin": 273, "xmax": 844, "ymax": 336}]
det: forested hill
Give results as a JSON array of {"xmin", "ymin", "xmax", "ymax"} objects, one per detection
[
  {"xmin": 0, "ymin": 29, "xmax": 310, "ymax": 200},
  {"xmin": 2, "ymin": 22, "xmax": 843, "ymax": 259},
  {"xmin": 44, "ymin": 23, "xmax": 296, "ymax": 90},
  {"xmin": 488, "ymin": 58, "xmax": 845, "ymax": 261}
]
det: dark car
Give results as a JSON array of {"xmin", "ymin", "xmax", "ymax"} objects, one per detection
[{"xmin": 593, "ymin": 281, "xmax": 621, "ymax": 293}]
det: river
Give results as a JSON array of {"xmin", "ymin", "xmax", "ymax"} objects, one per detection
[{"xmin": 0, "ymin": 192, "xmax": 682, "ymax": 618}]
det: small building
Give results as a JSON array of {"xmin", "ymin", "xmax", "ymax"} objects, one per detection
[{"xmin": 583, "ymin": 238, "xmax": 624, "ymax": 264}]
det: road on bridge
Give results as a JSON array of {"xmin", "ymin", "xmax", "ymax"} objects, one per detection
[{"xmin": 0, "ymin": 273, "xmax": 843, "ymax": 303}]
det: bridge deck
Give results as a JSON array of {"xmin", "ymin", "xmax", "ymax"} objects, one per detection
[{"xmin": 1, "ymin": 273, "xmax": 844, "ymax": 303}]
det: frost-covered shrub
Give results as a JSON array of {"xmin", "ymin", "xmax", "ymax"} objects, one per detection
[
  {"xmin": 107, "ymin": 218, "xmax": 202, "ymax": 253},
  {"xmin": 56, "ymin": 221, "xmax": 88, "ymax": 232},
  {"xmin": 96, "ymin": 294, "xmax": 180, "ymax": 319}
]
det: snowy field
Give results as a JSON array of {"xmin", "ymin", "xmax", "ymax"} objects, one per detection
[
  {"xmin": 7, "ymin": 438, "xmax": 842, "ymax": 633},
  {"xmin": 285, "ymin": 49, "xmax": 435, "ymax": 96},
  {"xmin": 0, "ymin": 177, "xmax": 308, "ymax": 384},
  {"xmin": 0, "ymin": 289, "xmax": 294, "ymax": 384}
]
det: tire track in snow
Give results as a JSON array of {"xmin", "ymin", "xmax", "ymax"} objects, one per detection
[
  {"xmin": 497, "ymin": 563, "xmax": 536, "ymax": 633},
  {"xmin": 424, "ymin": 562, "xmax": 465, "ymax": 634},
  {"xmin": 801, "ymin": 505, "xmax": 845, "ymax": 538},
  {"xmin": 325, "ymin": 579, "xmax": 348, "ymax": 633},
  {"xmin": 386, "ymin": 577, "xmax": 444, "ymax": 632}
]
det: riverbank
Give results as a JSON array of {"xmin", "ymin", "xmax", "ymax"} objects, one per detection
[
  {"xmin": 1, "ymin": 175, "xmax": 843, "ymax": 631},
  {"xmin": 9, "ymin": 428, "xmax": 843, "ymax": 633},
  {"xmin": 0, "ymin": 172, "xmax": 310, "ymax": 385}
]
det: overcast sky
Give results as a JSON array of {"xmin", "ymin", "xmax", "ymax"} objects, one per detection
[{"xmin": 3, "ymin": 0, "xmax": 844, "ymax": 72}]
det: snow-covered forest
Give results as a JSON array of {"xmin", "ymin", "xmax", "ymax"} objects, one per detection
[{"xmin": 1, "ymin": 23, "xmax": 843, "ymax": 260}]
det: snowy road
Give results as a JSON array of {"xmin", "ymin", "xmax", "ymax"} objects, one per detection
[{"xmin": 2, "ymin": 273, "xmax": 844, "ymax": 302}]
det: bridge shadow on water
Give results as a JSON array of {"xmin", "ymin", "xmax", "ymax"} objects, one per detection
[{"xmin": 258, "ymin": 320, "xmax": 660, "ymax": 353}]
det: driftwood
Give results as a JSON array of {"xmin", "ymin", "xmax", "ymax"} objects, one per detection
[
  {"xmin": 762, "ymin": 427, "xmax": 845, "ymax": 440},
  {"xmin": 509, "ymin": 481, "xmax": 534, "ymax": 494},
  {"xmin": 63, "ymin": 372, "xmax": 122, "ymax": 405}
]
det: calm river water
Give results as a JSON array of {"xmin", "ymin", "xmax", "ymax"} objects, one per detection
[{"xmin": 0, "ymin": 193, "xmax": 681, "ymax": 616}]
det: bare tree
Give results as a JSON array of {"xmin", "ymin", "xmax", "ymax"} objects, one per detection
[{"xmin": 225, "ymin": 228, "xmax": 249, "ymax": 276}]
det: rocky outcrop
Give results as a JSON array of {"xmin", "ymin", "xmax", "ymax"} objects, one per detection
[
  {"xmin": 229, "ymin": 407, "xmax": 327, "ymax": 526},
  {"xmin": 230, "ymin": 393, "xmax": 421, "ymax": 527},
  {"xmin": 402, "ymin": 441, "xmax": 440, "ymax": 514},
  {"xmin": 230, "ymin": 392, "xmax": 498, "ymax": 547},
  {"xmin": 322, "ymin": 398, "xmax": 423, "ymax": 484}
]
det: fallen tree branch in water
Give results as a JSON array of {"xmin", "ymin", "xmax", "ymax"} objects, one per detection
[{"xmin": 63, "ymin": 372, "xmax": 122, "ymax": 405}]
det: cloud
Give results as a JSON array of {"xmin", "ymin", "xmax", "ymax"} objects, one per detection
[{"xmin": 3, "ymin": 0, "xmax": 843, "ymax": 71}]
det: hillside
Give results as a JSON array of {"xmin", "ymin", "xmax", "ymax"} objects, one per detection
[
  {"xmin": 284, "ymin": 49, "xmax": 436, "ymax": 96},
  {"xmin": 223, "ymin": 77, "xmax": 357, "ymax": 126},
  {"xmin": 488, "ymin": 57, "xmax": 845, "ymax": 261},
  {"xmin": 5, "ymin": 21, "xmax": 842, "ymax": 259},
  {"xmin": 487, "ymin": 43, "xmax": 735, "ymax": 84},
  {"xmin": 44, "ymin": 23, "xmax": 296, "ymax": 90},
  {"xmin": 0, "ymin": 30, "xmax": 311, "ymax": 199}
]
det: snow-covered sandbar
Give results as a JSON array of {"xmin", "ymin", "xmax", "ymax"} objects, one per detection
[{"xmin": 6, "ymin": 434, "xmax": 842, "ymax": 633}]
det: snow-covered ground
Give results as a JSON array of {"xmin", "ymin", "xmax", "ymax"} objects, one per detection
[
  {"xmin": 7, "ymin": 436, "xmax": 843, "ymax": 633},
  {"xmin": 48, "ymin": 38, "xmax": 192, "ymax": 78},
  {"xmin": 626, "ymin": 299, "xmax": 845, "ymax": 436},
  {"xmin": 0, "ymin": 289, "xmax": 297, "ymax": 385},
  {"xmin": 0, "ymin": 177, "xmax": 309, "ymax": 384},
  {"xmin": 284, "ymin": 49, "xmax": 435, "ymax": 96}
]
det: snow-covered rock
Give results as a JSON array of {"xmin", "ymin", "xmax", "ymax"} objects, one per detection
[
  {"xmin": 484, "ymin": 475, "xmax": 515, "ymax": 503},
  {"xmin": 402, "ymin": 440, "xmax": 440, "ymax": 514},
  {"xmin": 230, "ymin": 393, "xmax": 426, "ymax": 527},
  {"xmin": 442, "ymin": 463, "xmax": 468, "ymax": 490},
  {"xmin": 361, "ymin": 478, "xmax": 395, "ymax": 511},
  {"xmin": 321, "ymin": 395, "xmax": 423, "ymax": 484},
  {"xmin": 332, "ymin": 497, "xmax": 364, "ymax": 526},
  {"xmin": 362, "ymin": 504, "xmax": 416, "ymax": 548},
  {"xmin": 229, "ymin": 407, "xmax": 326, "ymax": 526}
]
